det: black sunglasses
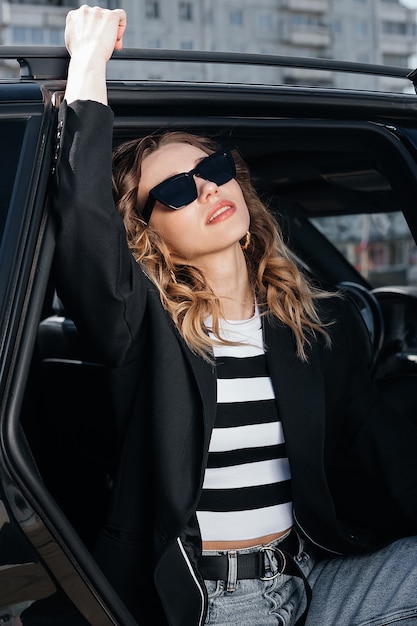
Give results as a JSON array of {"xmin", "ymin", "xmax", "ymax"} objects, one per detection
[{"xmin": 141, "ymin": 148, "xmax": 236, "ymax": 224}]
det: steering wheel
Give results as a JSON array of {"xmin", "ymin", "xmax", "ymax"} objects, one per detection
[{"xmin": 337, "ymin": 281, "xmax": 385, "ymax": 366}]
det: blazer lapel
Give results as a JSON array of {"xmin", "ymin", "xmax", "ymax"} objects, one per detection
[
  {"xmin": 264, "ymin": 320, "xmax": 325, "ymax": 459},
  {"xmin": 264, "ymin": 320, "xmax": 341, "ymax": 548},
  {"xmin": 180, "ymin": 342, "xmax": 217, "ymax": 434}
]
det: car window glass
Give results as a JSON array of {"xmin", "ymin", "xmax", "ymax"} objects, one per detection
[
  {"xmin": 0, "ymin": 118, "xmax": 27, "ymax": 248},
  {"xmin": 311, "ymin": 212, "xmax": 417, "ymax": 288}
]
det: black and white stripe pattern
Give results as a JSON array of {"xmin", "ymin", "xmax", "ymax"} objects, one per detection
[{"xmin": 197, "ymin": 312, "xmax": 293, "ymax": 542}]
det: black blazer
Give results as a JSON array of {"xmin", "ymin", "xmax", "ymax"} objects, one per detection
[{"xmin": 53, "ymin": 100, "xmax": 417, "ymax": 626}]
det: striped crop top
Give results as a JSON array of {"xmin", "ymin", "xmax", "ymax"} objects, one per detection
[{"xmin": 197, "ymin": 309, "xmax": 293, "ymax": 542}]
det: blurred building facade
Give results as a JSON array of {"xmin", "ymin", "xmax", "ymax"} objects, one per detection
[{"xmin": 0, "ymin": 0, "xmax": 416, "ymax": 89}]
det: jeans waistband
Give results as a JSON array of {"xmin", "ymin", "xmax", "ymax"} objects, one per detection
[{"xmin": 198, "ymin": 528, "xmax": 300, "ymax": 581}]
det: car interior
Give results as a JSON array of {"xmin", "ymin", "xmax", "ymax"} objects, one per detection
[{"xmin": 19, "ymin": 108, "xmax": 417, "ymax": 555}]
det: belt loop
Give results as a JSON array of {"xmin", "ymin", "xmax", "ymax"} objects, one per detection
[{"xmin": 226, "ymin": 551, "xmax": 238, "ymax": 592}]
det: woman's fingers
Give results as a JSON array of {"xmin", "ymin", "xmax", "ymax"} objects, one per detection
[
  {"xmin": 65, "ymin": 5, "xmax": 127, "ymax": 60},
  {"xmin": 115, "ymin": 9, "xmax": 127, "ymax": 51}
]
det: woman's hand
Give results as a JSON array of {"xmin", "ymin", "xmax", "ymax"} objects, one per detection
[
  {"xmin": 64, "ymin": 4, "xmax": 127, "ymax": 105},
  {"xmin": 65, "ymin": 4, "xmax": 126, "ymax": 61}
]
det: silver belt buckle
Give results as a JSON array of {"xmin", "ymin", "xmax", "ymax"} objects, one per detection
[{"xmin": 259, "ymin": 546, "xmax": 287, "ymax": 581}]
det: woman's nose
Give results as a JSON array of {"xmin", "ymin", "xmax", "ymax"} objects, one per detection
[{"xmin": 195, "ymin": 176, "xmax": 219, "ymax": 202}]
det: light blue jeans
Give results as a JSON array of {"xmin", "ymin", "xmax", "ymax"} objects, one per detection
[{"xmin": 203, "ymin": 534, "xmax": 417, "ymax": 625}]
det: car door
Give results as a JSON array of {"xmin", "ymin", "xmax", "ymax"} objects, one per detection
[{"xmin": 0, "ymin": 82, "xmax": 136, "ymax": 626}]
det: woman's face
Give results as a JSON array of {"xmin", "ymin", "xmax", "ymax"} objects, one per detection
[{"xmin": 138, "ymin": 142, "xmax": 250, "ymax": 264}]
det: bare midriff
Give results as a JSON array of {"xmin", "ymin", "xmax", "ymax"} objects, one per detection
[{"xmin": 202, "ymin": 526, "xmax": 292, "ymax": 551}]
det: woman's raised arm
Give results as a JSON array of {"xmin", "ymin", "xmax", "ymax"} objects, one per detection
[
  {"xmin": 54, "ymin": 6, "xmax": 148, "ymax": 366},
  {"xmin": 64, "ymin": 5, "xmax": 127, "ymax": 105}
]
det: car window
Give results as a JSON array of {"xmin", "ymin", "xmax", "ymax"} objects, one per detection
[
  {"xmin": 311, "ymin": 211, "xmax": 417, "ymax": 288},
  {"xmin": 0, "ymin": 118, "xmax": 27, "ymax": 247}
]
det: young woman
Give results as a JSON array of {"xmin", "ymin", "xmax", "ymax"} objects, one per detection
[{"xmin": 52, "ymin": 5, "xmax": 417, "ymax": 625}]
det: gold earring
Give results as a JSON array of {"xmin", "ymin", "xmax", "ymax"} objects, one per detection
[{"xmin": 240, "ymin": 231, "xmax": 251, "ymax": 251}]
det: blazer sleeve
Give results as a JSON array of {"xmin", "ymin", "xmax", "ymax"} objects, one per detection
[{"xmin": 52, "ymin": 100, "xmax": 148, "ymax": 367}]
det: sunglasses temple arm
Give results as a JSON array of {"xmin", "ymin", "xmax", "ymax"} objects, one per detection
[{"xmin": 140, "ymin": 197, "xmax": 156, "ymax": 225}]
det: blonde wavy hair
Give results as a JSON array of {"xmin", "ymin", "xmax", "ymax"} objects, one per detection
[{"xmin": 112, "ymin": 131, "xmax": 332, "ymax": 361}]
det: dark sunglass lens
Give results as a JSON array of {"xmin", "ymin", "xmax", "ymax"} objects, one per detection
[
  {"xmin": 199, "ymin": 151, "xmax": 236, "ymax": 185},
  {"xmin": 156, "ymin": 174, "xmax": 197, "ymax": 209}
]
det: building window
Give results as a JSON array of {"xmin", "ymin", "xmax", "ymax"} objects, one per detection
[
  {"xmin": 12, "ymin": 26, "xmax": 42, "ymax": 44},
  {"xmin": 230, "ymin": 10, "xmax": 243, "ymax": 27},
  {"xmin": 355, "ymin": 20, "xmax": 368, "ymax": 38},
  {"xmin": 145, "ymin": 1, "xmax": 160, "ymax": 19},
  {"xmin": 180, "ymin": 40, "xmax": 194, "ymax": 49},
  {"xmin": 8, "ymin": 0, "xmax": 78, "ymax": 5},
  {"xmin": 12, "ymin": 26, "xmax": 26, "ymax": 43},
  {"xmin": 332, "ymin": 19, "xmax": 342, "ymax": 33},
  {"xmin": 49, "ymin": 27, "xmax": 64, "ymax": 45},
  {"xmin": 290, "ymin": 14, "xmax": 320, "ymax": 28},
  {"xmin": 146, "ymin": 37, "xmax": 161, "ymax": 48},
  {"xmin": 9, "ymin": 0, "xmax": 80, "ymax": 4},
  {"xmin": 259, "ymin": 13, "xmax": 274, "ymax": 32},
  {"xmin": 382, "ymin": 21, "xmax": 412, "ymax": 36},
  {"xmin": 179, "ymin": 2, "xmax": 193, "ymax": 21},
  {"xmin": 383, "ymin": 53, "xmax": 410, "ymax": 67},
  {"xmin": 12, "ymin": 25, "xmax": 65, "ymax": 45}
]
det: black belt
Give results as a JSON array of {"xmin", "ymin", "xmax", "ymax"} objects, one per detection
[
  {"xmin": 199, "ymin": 529, "xmax": 312, "ymax": 626},
  {"xmin": 199, "ymin": 529, "xmax": 299, "ymax": 580}
]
